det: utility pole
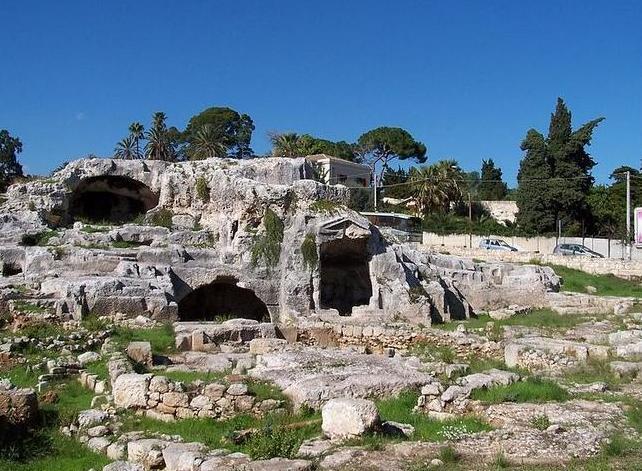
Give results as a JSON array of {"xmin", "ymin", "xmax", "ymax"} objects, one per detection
[
  {"xmin": 626, "ymin": 170, "xmax": 631, "ymax": 260},
  {"xmin": 468, "ymin": 191, "xmax": 472, "ymax": 248}
]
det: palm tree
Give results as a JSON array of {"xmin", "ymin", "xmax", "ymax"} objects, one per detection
[
  {"xmin": 269, "ymin": 132, "xmax": 307, "ymax": 157},
  {"xmin": 128, "ymin": 122, "xmax": 145, "ymax": 159},
  {"xmin": 144, "ymin": 112, "xmax": 175, "ymax": 161},
  {"xmin": 189, "ymin": 124, "xmax": 227, "ymax": 160},
  {"xmin": 114, "ymin": 135, "xmax": 137, "ymax": 160},
  {"xmin": 409, "ymin": 162, "xmax": 463, "ymax": 215}
]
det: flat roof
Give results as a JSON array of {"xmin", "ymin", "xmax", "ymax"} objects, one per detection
[
  {"xmin": 361, "ymin": 211, "xmax": 420, "ymax": 220},
  {"xmin": 305, "ymin": 154, "xmax": 370, "ymax": 170}
]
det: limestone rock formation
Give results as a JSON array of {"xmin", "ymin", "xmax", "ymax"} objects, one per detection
[{"xmin": 0, "ymin": 157, "xmax": 558, "ymax": 328}]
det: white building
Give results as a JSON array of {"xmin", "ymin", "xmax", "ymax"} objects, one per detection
[{"xmin": 306, "ymin": 154, "xmax": 370, "ymax": 187}]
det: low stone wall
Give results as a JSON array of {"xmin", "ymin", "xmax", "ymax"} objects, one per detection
[
  {"xmin": 112, "ymin": 372, "xmax": 284, "ymax": 422},
  {"xmin": 504, "ymin": 337, "xmax": 610, "ymax": 373},
  {"xmin": 425, "ymin": 246, "xmax": 642, "ymax": 280},
  {"xmin": 294, "ymin": 321, "xmax": 502, "ymax": 359}
]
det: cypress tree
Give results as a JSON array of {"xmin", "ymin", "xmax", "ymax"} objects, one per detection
[
  {"xmin": 478, "ymin": 158, "xmax": 508, "ymax": 200},
  {"xmin": 516, "ymin": 98, "xmax": 604, "ymax": 235}
]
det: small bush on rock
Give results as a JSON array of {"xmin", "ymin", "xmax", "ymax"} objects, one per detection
[
  {"xmin": 251, "ymin": 208, "xmax": 284, "ymax": 269},
  {"xmin": 195, "ymin": 177, "xmax": 210, "ymax": 202},
  {"xmin": 301, "ymin": 233, "xmax": 318, "ymax": 270},
  {"xmin": 149, "ymin": 208, "xmax": 174, "ymax": 228}
]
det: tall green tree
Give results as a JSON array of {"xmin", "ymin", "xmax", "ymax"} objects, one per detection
[
  {"xmin": 269, "ymin": 132, "xmax": 307, "ymax": 157},
  {"xmin": 144, "ymin": 112, "xmax": 176, "ymax": 161},
  {"xmin": 128, "ymin": 122, "xmax": 145, "ymax": 159},
  {"xmin": 478, "ymin": 158, "xmax": 508, "ymax": 200},
  {"xmin": 0, "ymin": 130, "xmax": 24, "ymax": 192},
  {"xmin": 381, "ymin": 166, "xmax": 411, "ymax": 199},
  {"xmin": 356, "ymin": 127, "xmax": 427, "ymax": 182},
  {"xmin": 516, "ymin": 98, "xmax": 604, "ymax": 234},
  {"xmin": 297, "ymin": 135, "xmax": 356, "ymax": 161},
  {"xmin": 183, "ymin": 107, "xmax": 254, "ymax": 158},
  {"xmin": 409, "ymin": 160, "xmax": 463, "ymax": 215}
]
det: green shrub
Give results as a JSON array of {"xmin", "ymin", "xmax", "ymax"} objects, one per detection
[
  {"xmin": 529, "ymin": 414, "xmax": 551, "ymax": 430},
  {"xmin": 150, "ymin": 209, "xmax": 173, "ymax": 229},
  {"xmin": 438, "ymin": 445, "xmax": 460, "ymax": 463},
  {"xmin": 195, "ymin": 177, "xmax": 210, "ymax": 202},
  {"xmin": 300, "ymin": 233, "xmax": 318, "ymax": 270},
  {"xmin": 20, "ymin": 230, "xmax": 58, "ymax": 247},
  {"xmin": 251, "ymin": 209, "xmax": 284, "ymax": 269},
  {"xmin": 245, "ymin": 423, "xmax": 303, "ymax": 459},
  {"xmin": 492, "ymin": 452, "xmax": 510, "ymax": 468}
]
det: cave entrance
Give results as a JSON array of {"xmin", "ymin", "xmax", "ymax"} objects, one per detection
[
  {"xmin": 319, "ymin": 238, "xmax": 372, "ymax": 315},
  {"xmin": 177, "ymin": 282, "xmax": 270, "ymax": 322},
  {"xmin": 68, "ymin": 176, "xmax": 159, "ymax": 224}
]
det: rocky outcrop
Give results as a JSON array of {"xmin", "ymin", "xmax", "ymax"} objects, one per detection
[
  {"xmin": 321, "ymin": 398, "xmax": 380, "ymax": 439},
  {"xmin": 0, "ymin": 157, "xmax": 558, "ymax": 329}
]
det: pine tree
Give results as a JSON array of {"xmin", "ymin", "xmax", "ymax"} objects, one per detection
[
  {"xmin": 516, "ymin": 98, "xmax": 604, "ymax": 234},
  {"xmin": 478, "ymin": 159, "xmax": 507, "ymax": 200}
]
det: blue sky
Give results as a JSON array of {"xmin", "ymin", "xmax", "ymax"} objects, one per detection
[{"xmin": 2, "ymin": 1, "xmax": 641, "ymax": 185}]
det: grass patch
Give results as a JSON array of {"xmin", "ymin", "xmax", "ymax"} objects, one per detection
[
  {"xmin": 374, "ymin": 391, "xmax": 491, "ymax": 444},
  {"xmin": 119, "ymin": 408, "xmax": 320, "ymax": 458},
  {"xmin": 0, "ymin": 379, "xmax": 107, "ymax": 470},
  {"xmin": 83, "ymin": 359, "xmax": 108, "ymax": 380},
  {"xmin": 564, "ymin": 357, "xmax": 624, "ymax": 388},
  {"xmin": 111, "ymin": 324, "xmax": 176, "ymax": 355},
  {"xmin": 246, "ymin": 379, "xmax": 288, "ymax": 402},
  {"xmin": 17, "ymin": 322, "xmax": 64, "ymax": 339},
  {"xmin": 1, "ymin": 365, "xmax": 40, "ymax": 388},
  {"xmin": 80, "ymin": 225, "xmax": 109, "ymax": 233},
  {"xmin": 410, "ymin": 342, "xmax": 457, "ymax": 364},
  {"xmin": 13, "ymin": 301, "xmax": 47, "ymax": 314},
  {"xmin": 549, "ymin": 264, "xmax": 642, "ymax": 298},
  {"xmin": 470, "ymin": 377, "xmax": 569, "ymax": 403}
]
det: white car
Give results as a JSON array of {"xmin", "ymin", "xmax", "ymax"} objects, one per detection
[{"xmin": 479, "ymin": 238, "xmax": 518, "ymax": 252}]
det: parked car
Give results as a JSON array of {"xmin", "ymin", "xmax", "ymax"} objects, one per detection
[
  {"xmin": 553, "ymin": 243, "xmax": 604, "ymax": 258},
  {"xmin": 478, "ymin": 238, "xmax": 518, "ymax": 251}
]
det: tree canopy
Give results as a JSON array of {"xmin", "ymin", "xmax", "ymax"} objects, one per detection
[
  {"xmin": 183, "ymin": 107, "xmax": 254, "ymax": 158},
  {"xmin": 478, "ymin": 158, "xmax": 508, "ymax": 200},
  {"xmin": 516, "ymin": 98, "xmax": 604, "ymax": 234},
  {"xmin": 0, "ymin": 130, "xmax": 24, "ymax": 192},
  {"xmin": 269, "ymin": 132, "xmax": 355, "ymax": 160},
  {"xmin": 356, "ymin": 127, "xmax": 427, "ymax": 181}
]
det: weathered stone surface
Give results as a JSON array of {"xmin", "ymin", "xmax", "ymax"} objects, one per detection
[
  {"xmin": 321, "ymin": 398, "xmax": 379, "ymax": 439},
  {"xmin": 250, "ymin": 346, "xmax": 434, "ymax": 409},
  {"xmin": 113, "ymin": 373, "xmax": 150, "ymax": 408},
  {"xmin": 0, "ymin": 387, "xmax": 38, "ymax": 428},
  {"xmin": 103, "ymin": 462, "xmax": 144, "ymax": 471},
  {"xmin": 126, "ymin": 341, "xmax": 153, "ymax": 366},
  {"xmin": 77, "ymin": 351, "xmax": 101, "ymax": 366}
]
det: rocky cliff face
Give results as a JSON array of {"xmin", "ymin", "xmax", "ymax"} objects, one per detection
[{"xmin": 0, "ymin": 157, "xmax": 559, "ymax": 327}]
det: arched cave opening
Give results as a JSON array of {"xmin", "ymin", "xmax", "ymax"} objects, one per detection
[
  {"xmin": 68, "ymin": 175, "xmax": 159, "ymax": 224},
  {"xmin": 1, "ymin": 262, "xmax": 22, "ymax": 277},
  {"xmin": 177, "ymin": 282, "xmax": 270, "ymax": 322},
  {"xmin": 319, "ymin": 238, "xmax": 372, "ymax": 315}
]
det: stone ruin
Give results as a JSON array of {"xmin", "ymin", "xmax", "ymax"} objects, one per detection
[{"xmin": 0, "ymin": 157, "xmax": 560, "ymax": 332}]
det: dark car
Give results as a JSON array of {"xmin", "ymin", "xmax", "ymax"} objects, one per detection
[{"xmin": 553, "ymin": 243, "xmax": 604, "ymax": 258}]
